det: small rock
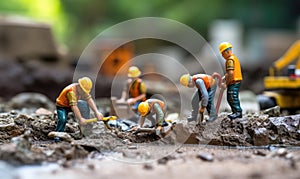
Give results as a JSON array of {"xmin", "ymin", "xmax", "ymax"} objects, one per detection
[
  {"xmin": 35, "ymin": 108, "xmax": 53, "ymax": 115},
  {"xmin": 48, "ymin": 132, "xmax": 73, "ymax": 142},
  {"xmin": 128, "ymin": 145, "xmax": 137, "ymax": 150},
  {"xmin": 276, "ymin": 148, "xmax": 287, "ymax": 157},
  {"xmin": 87, "ymin": 163, "xmax": 95, "ymax": 170},
  {"xmin": 253, "ymin": 150, "xmax": 267, "ymax": 156},
  {"xmin": 143, "ymin": 163, "xmax": 153, "ymax": 170},
  {"xmin": 122, "ymin": 139, "xmax": 132, "ymax": 145},
  {"xmin": 176, "ymin": 148, "xmax": 184, "ymax": 154},
  {"xmin": 157, "ymin": 155, "xmax": 176, "ymax": 165},
  {"xmin": 157, "ymin": 157, "xmax": 168, "ymax": 165},
  {"xmin": 9, "ymin": 110, "xmax": 18, "ymax": 115},
  {"xmin": 196, "ymin": 153, "xmax": 214, "ymax": 162},
  {"xmin": 268, "ymin": 148, "xmax": 288, "ymax": 158},
  {"xmin": 285, "ymin": 153, "xmax": 294, "ymax": 160}
]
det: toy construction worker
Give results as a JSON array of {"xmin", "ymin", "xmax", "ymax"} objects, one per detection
[
  {"xmin": 219, "ymin": 42, "xmax": 243, "ymax": 119},
  {"xmin": 118, "ymin": 66, "xmax": 146, "ymax": 112},
  {"xmin": 137, "ymin": 99, "xmax": 166, "ymax": 132},
  {"xmin": 55, "ymin": 77, "xmax": 103, "ymax": 141},
  {"xmin": 180, "ymin": 73, "xmax": 218, "ymax": 122}
]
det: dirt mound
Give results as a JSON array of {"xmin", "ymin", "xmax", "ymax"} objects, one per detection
[{"xmin": 185, "ymin": 113, "xmax": 300, "ymax": 146}]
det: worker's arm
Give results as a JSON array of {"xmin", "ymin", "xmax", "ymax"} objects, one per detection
[
  {"xmin": 127, "ymin": 82, "xmax": 146, "ymax": 105},
  {"xmin": 137, "ymin": 116, "xmax": 146, "ymax": 128},
  {"xmin": 70, "ymin": 105, "xmax": 86, "ymax": 125},
  {"xmin": 87, "ymin": 98, "xmax": 103, "ymax": 121},
  {"xmin": 226, "ymin": 70, "xmax": 234, "ymax": 85},
  {"xmin": 195, "ymin": 79, "xmax": 208, "ymax": 113},
  {"xmin": 225, "ymin": 59, "xmax": 234, "ymax": 85},
  {"xmin": 153, "ymin": 103, "xmax": 164, "ymax": 126},
  {"xmin": 127, "ymin": 94, "xmax": 146, "ymax": 105},
  {"xmin": 67, "ymin": 91, "xmax": 87, "ymax": 125}
]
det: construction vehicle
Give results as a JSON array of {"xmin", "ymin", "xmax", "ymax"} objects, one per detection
[{"xmin": 258, "ymin": 40, "xmax": 300, "ymax": 113}]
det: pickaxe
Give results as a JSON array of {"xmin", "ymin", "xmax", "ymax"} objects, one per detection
[{"xmin": 212, "ymin": 72, "xmax": 224, "ymax": 114}]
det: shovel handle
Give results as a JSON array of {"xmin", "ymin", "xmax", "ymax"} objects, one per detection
[
  {"xmin": 85, "ymin": 118, "xmax": 98, "ymax": 123},
  {"xmin": 85, "ymin": 116, "xmax": 117, "ymax": 123},
  {"xmin": 102, "ymin": 116, "xmax": 117, "ymax": 122}
]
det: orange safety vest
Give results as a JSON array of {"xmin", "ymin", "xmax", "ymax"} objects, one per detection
[
  {"xmin": 192, "ymin": 74, "xmax": 210, "ymax": 89},
  {"xmin": 226, "ymin": 55, "xmax": 243, "ymax": 83},
  {"xmin": 147, "ymin": 99, "xmax": 165, "ymax": 112},
  {"xmin": 128, "ymin": 78, "xmax": 146, "ymax": 101},
  {"xmin": 56, "ymin": 84, "xmax": 78, "ymax": 107}
]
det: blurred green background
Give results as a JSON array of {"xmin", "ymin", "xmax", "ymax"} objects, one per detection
[
  {"xmin": 0, "ymin": 0, "xmax": 299, "ymax": 101},
  {"xmin": 1, "ymin": 0, "xmax": 299, "ymax": 54}
]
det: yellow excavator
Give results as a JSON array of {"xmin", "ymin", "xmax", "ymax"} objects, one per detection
[{"xmin": 258, "ymin": 40, "xmax": 300, "ymax": 113}]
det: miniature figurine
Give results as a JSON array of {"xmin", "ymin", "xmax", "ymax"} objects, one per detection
[
  {"xmin": 118, "ymin": 66, "xmax": 146, "ymax": 113},
  {"xmin": 137, "ymin": 98, "xmax": 166, "ymax": 133},
  {"xmin": 54, "ymin": 77, "xmax": 103, "ymax": 142},
  {"xmin": 180, "ymin": 73, "xmax": 219, "ymax": 122},
  {"xmin": 219, "ymin": 42, "xmax": 243, "ymax": 119}
]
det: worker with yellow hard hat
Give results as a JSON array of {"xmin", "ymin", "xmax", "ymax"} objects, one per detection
[
  {"xmin": 137, "ymin": 98, "xmax": 166, "ymax": 132},
  {"xmin": 118, "ymin": 66, "xmax": 146, "ymax": 113},
  {"xmin": 55, "ymin": 77, "xmax": 103, "ymax": 141},
  {"xmin": 219, "ymin": 42, "xmax": 243, "ymax": 120},
  {"xmin": 180, "ymin": 73, "xmax": 219, "ymax": 122}
]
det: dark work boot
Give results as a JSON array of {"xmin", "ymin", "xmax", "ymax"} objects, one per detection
[
  {"xmin": 228, "ymin": 112, "xmax": 242, "ymax": 120},
  {"xmin": 54, "ymin": 137, "xmax": 61, "ymax": 143}
]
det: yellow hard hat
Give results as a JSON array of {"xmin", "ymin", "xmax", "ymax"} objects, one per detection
[
  {"xmin": 78, "ymin": 77, "xmax": 92, "ymax": 94},
  {"xmin": 138, "ymin": 102, "xmax": 149, "ymax": 117},
  {"xmin": 219, "ymin": 42, "xmax": 233, "ymax": 53},
  {"xmin": 180, "ymin": 74, "xmax": 191, "ymax": 87},
  {"xmin": 128, "ymin": 66, "xmax": 141, "ymax": 78}
]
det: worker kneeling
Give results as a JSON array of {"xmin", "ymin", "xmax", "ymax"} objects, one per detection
[{"xmin": 137, "ymin": 99, "xmax": 166, "ymax": 134}]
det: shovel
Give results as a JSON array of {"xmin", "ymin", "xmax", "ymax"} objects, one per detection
[{"xmin": 85, "ymin": 116, "xmax": 117, "ymax": 129}]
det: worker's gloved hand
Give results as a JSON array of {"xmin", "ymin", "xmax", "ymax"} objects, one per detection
[
  {"xmin": 95, "ymin": 112, "xmax": 103, "ymax": 121},
  {"xmin": 79, "ymin": 118, "xmax": 87, "ymax": 125},
  {"xmin": 199, "ymin": 106, "xmax": 205, "ymax": 114},
  {"xmin": 221, "ymin": 83, "xmax": 227, "ymax": 89},
  {"xmin": 156, "ymin": 126, "xmax": 162, "ymax": 135},
  {"xmin": 127, "ymin": 98, "xmax": 136, "ymax": 105}
]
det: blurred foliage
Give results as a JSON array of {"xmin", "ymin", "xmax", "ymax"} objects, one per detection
[
  {"xmin": 0, "ymin": 0, "xmax": 299, "ymax": 55},
  {"xmin": 0, "ymin": 0, "xmax": 66, "ymax": 43}
]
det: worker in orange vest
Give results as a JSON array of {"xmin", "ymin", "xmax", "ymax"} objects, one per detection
[
  {"xmin": 180, "ymin": 73, "xmax": 218, "ymax": 122},
  {"xmin": 55, "ymin": 77, "xmax": 103, "ymax": 141},
  {"xmin": 118, "ymin": 66, "xmax": 146, "ymax": 113},
  {"xmin": 219, "ymin": 42, "xmax": 243, "ymax": 119},
  {"xmin": 137, "ymin": 98, "xmax": 166, "ymax": 132}
]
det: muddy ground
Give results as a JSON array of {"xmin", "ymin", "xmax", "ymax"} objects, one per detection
[
  {"xmin": 8, "ymin": 146, "xmax": 300, "ymax": 179},
  {"xmin": 0, "ymin": 93, "xmax": 299, "ymax": 178}
]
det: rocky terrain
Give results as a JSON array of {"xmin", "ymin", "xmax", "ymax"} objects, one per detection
[{"xmin": 0, "ymin": 92, "xmax": 299, "ymax": 178}]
